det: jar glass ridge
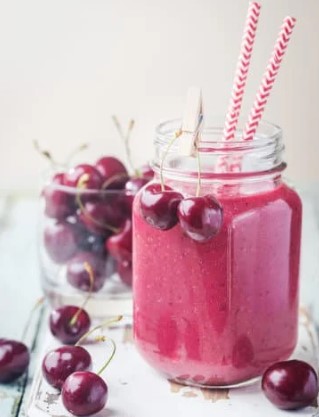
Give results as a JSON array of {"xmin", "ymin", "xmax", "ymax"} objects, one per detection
[{"xmin": 153, "ymin": 118, "xmax": 285, "ymax": 187}]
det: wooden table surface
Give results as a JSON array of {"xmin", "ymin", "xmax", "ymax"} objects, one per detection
[{"xmin": 0, "ymin": 185, "xmax": 319, "ymax": 416}]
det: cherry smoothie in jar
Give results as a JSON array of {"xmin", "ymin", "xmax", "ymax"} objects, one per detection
[{"xmin": 133, "ymin": 119, "xmax": 302, "ymax": 387}]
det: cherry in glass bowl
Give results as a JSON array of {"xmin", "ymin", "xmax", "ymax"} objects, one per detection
[{"xmin": 39, "ymin": 169, "xmax": 139, "ymax": 318}]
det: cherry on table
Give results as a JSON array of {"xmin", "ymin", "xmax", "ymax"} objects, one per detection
[
  {"xmin": 42, "ymin": 345, "xmax": 92, "ymax": 390},
  {"xmin": 106, "ymin": 219, "xmax": 132, "ymax": 262},
  {"xmin": 62, "ymin": 371, "xmax": 108, "ymax": 416},
  {"xmin": 64, "ymin": 164, "xmax": 103, "ymax": 190},
  {"xmin": 139, "ymin": 183, "xmax": 183, "ymax": 231},
  {"xmin": 67, "ymin": 252, "xmax": 106, "ymax": 292},
  {"xmin": 96, "ymin": 156, "xmax": 128, "ymax": 189},
  {"xmin": 49, "ymin": 305, "xmax": 91, "ymax": 345},
  {"xmin": 0, "ymin": 339, "xmax": 30, "ymax": 383},
  {"xmin": 262, "ymin": 359, "xmax": 318, "ymax": 410},
  {"xmin": 43, "ymin": 172, "xmax": 75, "ymax": 220},
  {"xmin": 44, "ymin": 222, "xmax": 77, "ymax": 264},
  {"xmin": 177, "ymin": 195, "xmax": 223, "ymax": 242}
]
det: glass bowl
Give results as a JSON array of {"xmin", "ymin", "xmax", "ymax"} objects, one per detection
[{"xmin": 38, "ymin": 171, "xmax": 136, "ymax": 318}]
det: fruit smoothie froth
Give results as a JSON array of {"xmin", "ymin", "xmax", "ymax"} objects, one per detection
[{"xmin": 133, "ymin": 183, "xmax": 302, "ymax": 386}]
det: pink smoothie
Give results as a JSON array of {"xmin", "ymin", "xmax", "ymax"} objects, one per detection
[{"xmin": 133, "ymin": 182, "xmax": 302, "ymax": 386}]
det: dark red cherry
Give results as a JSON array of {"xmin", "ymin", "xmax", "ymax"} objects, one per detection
[
  {"xmin": 0, "ymin": 339, "xmax": 30, "ymax": 383},
  {"xmin": 78, "ymin": 200, "xmax": 125, "ymax": 236},
  {"xmin": 65, "ymin": 213, "xmax": 82, "ymax": 227},
  {"xmin": 117, "ymin": 260, "xmax": 133, "ymax": 286},
  {"xmin": 44, "ymin": 222, "xmax": 77, "ymax": 264},
  {"xmin": 139, "ymin": 183, "xmax": 183, "ymax": 230},
  {"xmin": 42, "ymin": 345, "xmax": 92, "ymax": 390},
  {"xmin": 43, "ymin": 173, "xmax": 75, "ymax": 220},
  {"xmin": 77, "ymin": 232, "xmax": 106, "ymax": 257},
  {"xmin": 62, "ymin": 371, "xmax": 108, "ymax": 416},
  {"xmin": 262, "ymin": 360, "xmax": 318, "ymax": 410},
  {"xmin": 139, "ymin": 164, "xmax": 154, "ymax": 180},
  {"xmin": 96, "ymin": 156, "xmax": 128, "ymax": 189},
  {"xmin": 177, "ymin": 195, "xmax": 223, "ymax": 242},
  {"xmin": 49, "ymin": 305, "xmax": 91, "ymax": 344},
  {"xmin": 66, "ymin": 252, "xmax": 106, "ymax": 292},
  {"xmin": 64, "ymin": 164, "xmax": 103, "ymax": 190},
  {"xmin": 106, "ymin": 219, "xmax": 132, "ymax": 262},
  {"xmin": 70, "ymin": 220, "xmax": 107, "ymax": 256},
  {"xmin": 66, "ymin": 214, "xmax": 108, "ymax": 255}
]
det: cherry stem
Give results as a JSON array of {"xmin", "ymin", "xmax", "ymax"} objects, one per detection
[
  {"xmin": 34, "ymin": 140, "xmax": 89, "ymax": 170},
  {"xmin": 64, "ymin": 143, "xmax": 89, "ymax": 167},
  {"xmin": 76, "ymin": 174, "xmax": 119, "ymax": 234},
  {"xmin": 69, "ymin": 262, "xmax": 94, "ymax": 326},
  {"xmin": 96, "ymin": 337, "xmax": 117, "ymax": 376},
  {"xmin": 112, "ymin": 116, "xmax": 137, "ymax": 175},
  {"xmin": 21, "ymin": 296, "xmax": 45, "ymax": 343},
  {"xmin": 75, "ymin": 315, "xmax": 123, "ymax": 346},
  {"xmin": 160, "ymin": 129, "xmax": 182, "ymax": 192},
  {"xmin": 33, "ymin": 140, "xmax": 57, "ymax": 169}
]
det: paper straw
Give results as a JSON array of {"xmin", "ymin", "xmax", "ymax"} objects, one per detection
[
  {"xmin": 223, "ymin": 2, "xmax": 261, "ymax": 141},
  {"xmin": 242, "ymin": 16, "xmax": 296, "ymax": 141}
]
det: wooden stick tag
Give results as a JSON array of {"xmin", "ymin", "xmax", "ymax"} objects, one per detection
[{"xmin": 179, "ymin": 87, "xmax": 203, "ymax": 156}]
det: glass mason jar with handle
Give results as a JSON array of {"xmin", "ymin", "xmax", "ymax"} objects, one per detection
[{"xmin": 133, "ymin": 119, "xmax": 302, "ymax": 387}]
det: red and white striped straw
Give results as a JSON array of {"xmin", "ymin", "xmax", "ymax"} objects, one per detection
[
  {"xmin": 223, "ymin": 2, "xmax": 261, "ymax": 141},
  {"xmin": 242, "ymin": 16, "xmax": 297, "ymax": 141}
]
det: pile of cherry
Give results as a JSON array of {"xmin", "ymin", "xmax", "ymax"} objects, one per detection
[
  {"xmin": 0, "ymin": 300, "xmax": 121, "ymax": 416},
  {"xmin": 42, "ymin": 304, "xmax": 118, "ymax": 416},
  {"xmin": 43, "ymin": 156, "xmax": 153, "ymax": 289}
]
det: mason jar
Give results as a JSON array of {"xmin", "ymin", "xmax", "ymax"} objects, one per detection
[{"xmin": 133, "ymin": 119, "xmax": 302, "ymax": 387}]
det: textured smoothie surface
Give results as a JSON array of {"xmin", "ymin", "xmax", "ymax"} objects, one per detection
[{"xmin": 133, "ymin": 183, "xmax": 302, "ymax": 386}]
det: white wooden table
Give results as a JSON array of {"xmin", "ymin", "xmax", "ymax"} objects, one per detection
[{"xmin": 0, "ymin": 186, "xmax": 319, "ymax": 417}]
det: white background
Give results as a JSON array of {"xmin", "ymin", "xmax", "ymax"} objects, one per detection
[{"xmin": 0, "ymin": 0, "xmax": 318, "ymax": 192}]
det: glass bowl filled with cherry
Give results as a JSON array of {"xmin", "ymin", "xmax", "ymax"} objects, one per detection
[{"xmin": 39, "ymin": 155, "xmax": 153, "ymax": 317}]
